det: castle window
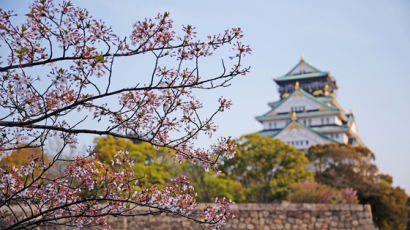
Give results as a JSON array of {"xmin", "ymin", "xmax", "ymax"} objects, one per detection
[
  {"xmin": 306, "ymin": 140, "xmax": 309, "ymax": 145},
  {"xmin": 326, "ymin": 117, "xmax": 330, "ymax": 124},
  {"xmin": 291, "ymin": 106, "xmax": 306, "ymax": 113},
  {"xmin": 274, "ymin": 122, "xmax": 277, "ymax": 128},
  {"xmin": 321, "ymin": 118, "xmax": 324, "ymax": 124}
]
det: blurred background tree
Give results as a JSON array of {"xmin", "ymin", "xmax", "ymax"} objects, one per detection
[
  {"xmin": 94, "ymin": 136, "xmax": 179, "ymax": 186},
  {"xmin": 220, "ymin": 134, "xmax": 313, "ymax": 202},
  {"xmin": 0, "ymin": 147, "xmax": 49, "ymax": 178},
  {"xmin": 92, "ymin": 134, "xmax": 407, "ymax": 230},
  {"xmin": 180, "ymin": 164, "xmax": 245, "ymax": 202},
  {"xmin": 308, "ymin": 143, "xmax": 408, "ymax": 230}
]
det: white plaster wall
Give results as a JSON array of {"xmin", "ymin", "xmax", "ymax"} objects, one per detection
[
  {"xmin": 342, "ymin": 133, "xmax": 349, "ymax": 143},
  {"xmin": 310, "ymin": 116, "xmax": 340, "ymax": 126},
  {"xmin": 263, "ymin": 120, "xmax": 289, "ymax": 129},
  {"xmin": 325, "ymin": 133, "xmax": 346, "ymax": 142},
  {"xmin": 303, "ymin": 116, "xmax": 332, "ymax": 126},
  {"xmin": 275, "ymin": 95, "xmax": 321, "ymax": 114},
  {"xmin": 263, "ymin": 115, "xmax": 340, "ymax": 129},
  {"xmin": 335, "ymin": 116, "xmax": 343, "ymax": 125},
  {"xmin": 332, "ymin": 133, "xmax": 340, "ymax": 142},
  {"xmin": 350, "ymin": 122, "xmax": 359, "ymax": 136},
  {"xmin": 275, "ymin": 124, "xmax": 332, "ymax": 150}
]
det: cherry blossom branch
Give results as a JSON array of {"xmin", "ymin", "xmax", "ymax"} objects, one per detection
[{"xmin": 0, "ymin": 0, "xmax": 249, "ymax": 228}]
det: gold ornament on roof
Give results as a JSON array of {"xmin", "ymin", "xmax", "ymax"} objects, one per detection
[
  {"xmin": 291, "ymin": 111, "xmax": 297, "ymax": 121},
  {"xmin": 324, "ymin": 84, "xmax": 330, "ymax": 96},
  {"xmin": 269, "ymin": 111, "xmax": 278, "ymax": 116},
  {"xmin": 313, "ymin": 90, "xmax": 323, "ymax": 96},
  {"xmin": 289, "ymin": 123, "xmax": 301, "ymax": 130},
  {"xmin": 301, "ymin": 54, "xmax": 304, "ymax": 60},
  {"xmin": 295, "ymin": 81, "xmax": 300, "ymax": 90}
]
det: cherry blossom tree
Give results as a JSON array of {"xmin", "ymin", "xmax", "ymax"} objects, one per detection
[{"xmin": 0, "ymin": 0, "xmax": 251, "ymax": 229}]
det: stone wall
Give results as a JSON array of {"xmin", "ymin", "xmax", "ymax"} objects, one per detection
[{"xmin": 52, "ymin": 202, "xmax": 376, "ymax": 230}]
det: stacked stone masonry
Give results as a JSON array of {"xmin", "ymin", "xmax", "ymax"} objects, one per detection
[{"xmin": 39, "ymin": 202, "xmax": 377, "ymax": 230}]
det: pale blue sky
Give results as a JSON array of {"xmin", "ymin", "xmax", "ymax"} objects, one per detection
[{"xmin": 2, "ymin": 0, "xmax": 410, "ymax": 193}]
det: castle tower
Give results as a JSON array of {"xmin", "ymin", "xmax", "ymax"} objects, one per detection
[{"xmin": 256, "ymin": 56, "xmax": 364, "ymax": 150}]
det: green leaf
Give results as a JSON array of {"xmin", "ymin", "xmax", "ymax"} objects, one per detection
[
  {"xmin": 15, "ymin": 47, "xmax": 28, "ymax": 55},
  {"xmin": 95, "ymin": 54, "xmax": 105, "ymax": 63}
]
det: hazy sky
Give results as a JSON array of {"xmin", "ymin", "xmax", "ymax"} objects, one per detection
[{"xmin": 2, "ymin": 0, "xmax": 410, "ymax": 193}]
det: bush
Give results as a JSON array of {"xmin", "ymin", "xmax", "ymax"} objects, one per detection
[{"xmin": 288, "ymin": 180, "xmax": 359, "ymax": 204}]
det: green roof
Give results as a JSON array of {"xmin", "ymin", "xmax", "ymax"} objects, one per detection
[
  {"xmin": 315, "ymin": 94, "xmax": 334, "ymax": 103},
  {"xmin": 274, "ymin": 58, "xmax": 327, "ymax": 82},
  {"xmin": 258, "ymin": 129, "xmax": 280, "ymax": 137},
  {"xmin": 256, "ymin": 88, "xmax": 339, "ymax": 121},
  {"xmin": 274, "ymin": 71, "xmax": 328, "ymax": 81},
  {"xmin": 299, "ymin": 121, "xmax": 340, "ymax": 144},
  {"xmin": 256, "ymin": 109, "xmax": 339, "ymax": 121},
  {"xmin": 347, "ymin": 113, "xmax": 355, "ymax": 127},
  {"xmin": 267, "ymin": 98, "xmax": 286, "ymax": 109},
  {"xmin": 311, "ymin": 125, "xmax": 348, "ymax": 133},
  {"xmin": 264, "ymin": 121, "xmax": 340, "ymax": 144}
]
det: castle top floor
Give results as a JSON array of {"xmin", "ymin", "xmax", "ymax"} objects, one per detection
[{"xmin": 274, "ymin": 56, "xmax": 338, "ymax": 99}]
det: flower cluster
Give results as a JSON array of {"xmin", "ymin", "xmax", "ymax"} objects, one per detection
[
  {"xmin": 288, "ymin": 180, "xmax": 359, "ymax": 204},
  {"xmin": 0, "ymin": 152, "xmax": 233, "ymax": 228}
]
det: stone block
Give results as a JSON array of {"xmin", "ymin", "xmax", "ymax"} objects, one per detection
[
  {"xmin": 350, "ymin": 204, "xmax": 363, "ymax": 211},
  {"xmin": 35, "ymin": 203, "xmax": 379, "ymax": 230}
]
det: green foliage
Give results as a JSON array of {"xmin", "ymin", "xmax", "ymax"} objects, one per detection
[
  {"xmin": 0, "ymin": 147, "xmax": 49, "ymax": 177},
  {"xmin": 288, "ymin": 180, "xmax": 358, "ymax": 204},
  {"xmin": 180, "ymin": 164, "xmax": 245, "ymax": 202},
  {"xmin": 94, "ymin": 136, "xmax": 245, "ymax": 202},
  {"xmin": 359, "ymin": 174, "xmax": 408, "ymax": 230},
  {"xmin": 94, "ymin": 136, "xmax": 178, "ymax": 186},
  {"xmin": 308, "ymin": 143, "xmax": 408, "ymax": 230},
  {"xmin": 221, "ymin": 134, "xmax": 313, "ymax": 202}
]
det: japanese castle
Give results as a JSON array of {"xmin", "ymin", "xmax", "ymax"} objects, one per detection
[{"xmin": 256, "ymin": 56, "xmax": 364, "ymax": 150}]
